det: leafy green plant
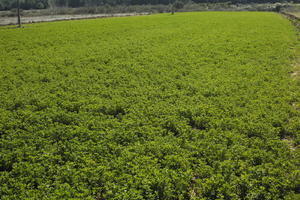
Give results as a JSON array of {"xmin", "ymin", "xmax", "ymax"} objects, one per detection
[{"xmin": 0, "ymin": 12, "xmax": 299, "ymax": 199}]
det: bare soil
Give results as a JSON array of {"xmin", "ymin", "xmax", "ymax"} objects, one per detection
[{"xmin": 289, "ymin": 12, "xmax": 300, "ymax": 18}]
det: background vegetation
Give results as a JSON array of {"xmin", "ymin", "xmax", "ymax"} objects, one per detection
[
  {"xmin": 0, "ymin": 0, "xmax": 300, "ymax": 11},
  {"xmin": 1, "ymin": 3, "xmax": 295, "ymax": 17},
  {"xmin": 0, "ymin": 12, "xmax": 299, "ymax": 199}
]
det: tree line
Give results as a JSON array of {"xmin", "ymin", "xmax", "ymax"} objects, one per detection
[{"xmin": 0, "ymin": 0, "xmax": 298, "ymax": 11}]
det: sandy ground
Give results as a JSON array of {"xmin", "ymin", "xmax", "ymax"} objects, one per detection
[{"xmin": 0, "ymin": 13, "xmax": 149, "ymax": 26}]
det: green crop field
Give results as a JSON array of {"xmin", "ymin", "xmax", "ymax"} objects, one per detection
[{"xmin": 0, "ymin": 12, "xmax": 300, "ymax": 199}]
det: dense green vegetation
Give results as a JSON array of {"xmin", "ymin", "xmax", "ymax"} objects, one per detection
[
  {"xmin": 0, "ymin": 12, "xmax": 300, "ymax": 199},
  {"xmin": 0, "ymin": 0, "xmax": 299, "ymax": 11}
]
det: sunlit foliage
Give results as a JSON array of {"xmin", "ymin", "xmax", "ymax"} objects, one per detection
[{"xmin": 0, "ymin": 12, "xmax": 299, "ymax": 199}]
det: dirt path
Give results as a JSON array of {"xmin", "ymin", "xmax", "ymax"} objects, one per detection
[
  {"xmin": 0, "ymin": 13, "xmax": 149, "ymax": 26},
  {"xmin": 288, "ymin": 12, "xmax": 300, "ymax": 18}
]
